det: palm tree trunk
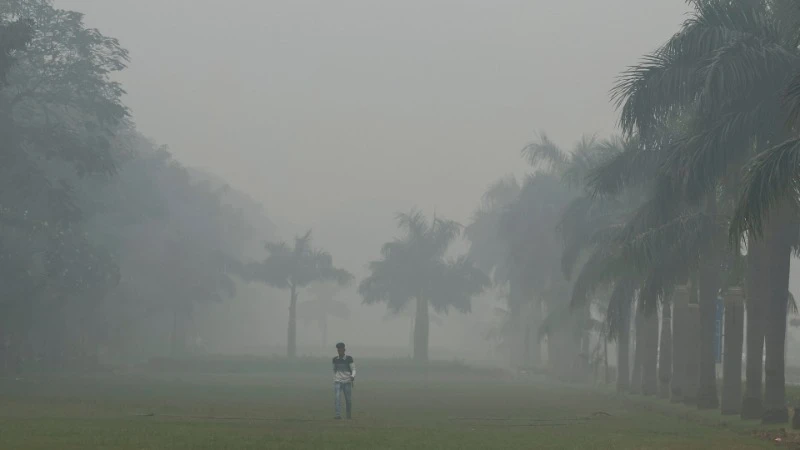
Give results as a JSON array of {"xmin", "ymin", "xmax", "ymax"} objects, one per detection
[
  {"xmin": 413, "ymin": 296, "xmax": 429, "ymax": 362},
  {"xmin": 762, "ymin": 206, "xmax": 794, "ymax": 425},
  {"xmin": 683, "ymin": 280, "xmax": 700, "ymax": 406},
  {"xmin": 523, "ymin": 320, "xmax": 532, "ymax": 367},
  {"xmin": 658, "ymin": 299, "xmax": 673, "ymax": 399},
  {"xmin": 170, "ymin": 309, "xmax": 181, "ymax": 358},
  {"xmin": 721, "ymin": 287, "xmax": 744, "ymax": 415},
  {"xmin": 616, "ymin": 298, "xmax": 631, "ymax": 393},
  {"xmin": 528, "ymin": 300, "xmax": 542, "ymax": 367},
  {"xmin": 0, "ymin": 326, "xmax": 7, "ymax": 375},
  {"xmin": 409, "ymin": 316, "xmax": 414, "ymax": 357},
  {"xmin": 742, "ymin": 235, "xmax": 766, "ymax": 419},
  {"xmin": 320, "ymin": 316, "xmax": 328, "ymax": 350},
  {"xmin": 696, "ymin": 194, "xmax": 721, "ymax": 410},
  {"xmin": 287, "ymin": 285, "xmax": 298, "ymax": 359},
  {"xmin": 578, "ymin": 305, "xmax": 592, "ymax": 384},
  {"xmin": 642, "ymin": 305, "xmax": 659, "ymax": 396},
  {"xmin": 697, "ymin": 259, "xmax": 720, "ymax": 410},
  {"xmin": 671, "ymin": 285, "xmax": 689, "ymax": 403},
  {"xmin": 521, "ymin": 301, "xmax": 533, "ymax": 367},
  {"xmin": 630, "ymin": 302, "xmax": 644, "ymax": 395}
]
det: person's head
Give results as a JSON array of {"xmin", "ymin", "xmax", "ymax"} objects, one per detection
[{"xmin": 336, "ymin": 342, "xmax": 346, "ymax": 357}]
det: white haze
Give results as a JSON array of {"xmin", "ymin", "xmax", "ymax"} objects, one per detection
[{"xmin": 56, "ymin": 0, "xmax": 701, "ymax": 359}]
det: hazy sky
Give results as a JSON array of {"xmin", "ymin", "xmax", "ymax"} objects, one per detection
[{"xmin": 57, "ymin": 0, "xmax": 690, "ymax": 274}]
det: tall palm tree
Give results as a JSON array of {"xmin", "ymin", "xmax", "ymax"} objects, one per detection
[
  {"xmin": 464, "ymin": 177, "xmax": 533, "ymax": 364},
  {"xmin": 611, "ymin": 0, "xmax": 800, "ymax": 422},
  {"xmin": 549, "ymin": 134, "xmax": 675, "ymax": 394},
  {"xmin": 516, "ymin": 133, "xmax": 679, "ymax": 391},
  {"xmin": 360, "ymin": 211, "xmax": 490, "ymax": 361},
  {"xmin": 242, "ymin": 231, "xmax": 352, "ymax": 358}
]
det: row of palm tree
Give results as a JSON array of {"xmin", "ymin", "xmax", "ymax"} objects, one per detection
[
  {"xmin": 461, "ymin": 0, "xmax": 800, "ymax": 426},
  {"xmin": 605, "ymin": 0, "xmax": 800, "ymax": 425}
]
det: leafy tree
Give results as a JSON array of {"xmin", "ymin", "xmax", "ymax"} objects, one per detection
[
  {"xmin": 242, "ymin": 231, "xmax": 352, "ymax": 358},
  {"xmin": 0, "ymin": 0, "xmax": 278, "ymax": 369},
  {"xmin": 360, "ymin": 211, "xmax": 489, "ymax": 361},
  {"xmin": 0, "ymin": 0, "xmax": 128, "ymax": 371}
]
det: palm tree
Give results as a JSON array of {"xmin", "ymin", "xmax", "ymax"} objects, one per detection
[
  {"xmin": 359, "ymin": 211, "xmax": 490, "ymax": 361},
  {"xmin": 242, "ymin": 231, "xmax": 352, "ymax": 358},
  {"xmin": 465, "ymin": 176, "xmax": 536, "ymax": 364},
  {"xmin": 611, "ymin": 0, "xmax": 800, "ymax": 422},
  {"xmin": 515, "ymin": 133, "xmax": 684, "ymax": 391},
  {"xmin": 542, "ymin": 133, "xmax": 672, "ymax": 394},
  {"xmin": 508, "ymin": 134, "xmax": 608, "ymax": 378}
]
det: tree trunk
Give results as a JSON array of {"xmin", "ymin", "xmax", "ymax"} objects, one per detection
[
  {"xmin": 642, "ymin": 304, "xmax": 659, "ymax": 396},
  {"xmin": 287, "ymin": 285, "xmax": 298, "ymax": 359},
  {"xmin": 658, "ymin": 298, "xmax": 673, "ymax": 399},
  {"xmin": 528, "ymin": 300, "xmax": 542, "ymax": 367},
  {"xmin": 523, "ymin": 320, "xmax": 532, "ymax": 367},
  {"xmin": 721, "ymin": 287, "xmax": 744, "ymax": 415},
  {"xmin": 671, "ymin": 285, "xmax": 689, "ymax": 403},
  {"xmin": 683, "ymin": 282, "xmax": 701, "ymax": 406},
  {"xmin": 742, "ymin": 235, "xmax": 766, "ymax": 419},
  {"xmin": 578, "ymin": 305, "xmax": 592, "ymax": 383},
  {"xmin": 697, "ymin": 258, "xmax": 720, "ymax": 410},
  {"xmin": 630, "ymin": 302, "xmax": 644, "ymax": 395},
  {"xmin": 762, "ymin": 206, "xmax": 794, "ymax": 425},
  {"xmin": 508, "ymin": 280, "xmax": 524, "ymax": 367},
  {"xmin": 170, "ymin": 309, "xmax": 182, "ymax": 358},
  {"xmin": 521, "ymin": 301, "xmax": 536, "ymax": 367},
  {"xmin": 413, "ymin": 296, "xmax": 429, "ymax": 362},
  {"xmin": 0, "ymin": 325, "xmax": 7, "ymax": 376},
  {"xmin": 616, "ymin": 298, "xmax": 631, "ymax": 393}
]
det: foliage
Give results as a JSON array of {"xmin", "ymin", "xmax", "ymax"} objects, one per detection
[
  {"xmin": 360, "ymin": 210, "xmax": 489, "ymax": 314},
  {"xmin": 243, "ymin": 230, "xmax": 352, "ymax": 292}
]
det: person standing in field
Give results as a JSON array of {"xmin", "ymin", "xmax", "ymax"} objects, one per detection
[{"xmin": 333, "ymin": 342, "xmax": 355, "ymax": 419}]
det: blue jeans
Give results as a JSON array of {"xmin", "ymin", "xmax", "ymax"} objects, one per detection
[{"xmin": 334, "ymin": 382, "xmax": 352, "ymax": 418}]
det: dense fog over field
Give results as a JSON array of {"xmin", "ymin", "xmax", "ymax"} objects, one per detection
[
  {"xmin": 10, "ymin": 1, "xmax": 800, "ymax": 447},
  {"xmin": 46, "ymin": 0, "xmax": 695, "ymax": 360}
]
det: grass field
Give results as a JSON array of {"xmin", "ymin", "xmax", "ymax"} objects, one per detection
[{"xmin": 0, "ymin": 360, "xmax": 787, "ymax": 449}]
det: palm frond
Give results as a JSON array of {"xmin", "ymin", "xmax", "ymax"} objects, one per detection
[
  {"xmin": 521, "ymin": 133, "xmax": 569, "ymax": 170},
  {"xmin": 480, "ymin": 175, "xmax": 520, "ymax": 209},
  {"xmin": 669, "ymin": 99, "xmax": 779, "ymax": 200},
  {"xmin": 585, "ymin": 135, "xmax": 659, "ymax": 197},
  {"xmin": 569, "ymin": 243, "xmax": 629, "ymax": 310},
  {"xmin": 698, "ymin": 36, "xmax": 799, "ymax": 116},
  {"xmin": 730, "ymin": 136, "xmax": 800, "ymax": 240},
  {"xmin": 616, "ymin": 180, "xmax": 682, "ymax": 243},
  {"xmin": 428, "ymin": 256, "xmax": 491, "ymax": 314},
  {"xmin": 560, "ymin": 134, "xmax": 602, "ymax": 187},
  {"xmin": 396, "ymin": 209, "xmax": 429, "ymax": 241},
  {"xmin": 612, "ymin": 48, "xmax": 702, "ymax": 137},
  {"xmin": 785, "ymin": 71, "xmax": 800, "ymax": 125},
  {"xmin": 621, "ymin": 211, "xmax": 712, "ymax": 271}
]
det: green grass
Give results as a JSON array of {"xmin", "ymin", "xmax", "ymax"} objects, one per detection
[{"xmin": 0, "ymin": 366, "xmax": 782, "ymax": 449}]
